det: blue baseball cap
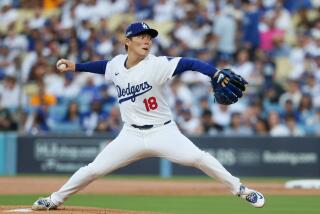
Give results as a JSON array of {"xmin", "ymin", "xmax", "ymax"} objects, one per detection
[{"xmin": 125, "ymin": 22, "xmax": 158, "ymax": 38}]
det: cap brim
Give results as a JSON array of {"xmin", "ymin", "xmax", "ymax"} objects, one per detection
[{"xmin": 129, "ymin": 29, "xmax": 158, "ymax": 38}]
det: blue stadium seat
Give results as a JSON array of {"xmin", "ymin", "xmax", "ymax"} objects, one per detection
[
  {"xmin": 48, "ymin": 105, "xmax": 67, "ymax": 121},
  {"xmin": 49, "ymin": 122, "xmax": 82, "ymax": 133}
]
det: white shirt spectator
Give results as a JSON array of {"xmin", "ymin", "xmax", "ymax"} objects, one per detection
[
  {"xmin": 270, "ymin": 124, "xmax": 290, "ymax": 136},
  {"xmin": 175, "ymin": 24, "xmax": 207, "ymax": 49},
  {"xmin": 212, "ymin": 104, "xmax": 232, "ymax": 127},
  {"xmin": 177, "ymin": 110, "xmax": 201, "ymax": 135},
  {"xmin": 74, "ymin": 2, "xmax": 94, "ymax": 22},
  {"xmin": 74, "ymin": 73, "xmax": 105, "ymax": 88},
  {"xmin": 111, "ymin": 0, "xmax": 128, "ymax": 14},
  {"xmin": 3, "ymin": 32, "xmax": 28, "ymax": 57},
  {"xmin": 76, "ymin": 22, "xmax": 91, "ymax": 42},
  {"xmin": 233, "ymin": 61, "xmax": 254, "ymax": 81},
  {"xmin": 169, "ymin": 79, "xmax": 193, "ymax": 107},
  {"xmin": 214, "ymin": 8, "xmax": 237, "ymax": 54},
  {"xmin": 21, "ymin": 51, "xmax": 38, "ymax": 82},
  {"xmin": 279, "ymin": 91, "xmax": 302, "ymax": 109},
  {"xmin": 0, "ymin": 4, "xmax": 17, "ymax": 31},
  {"xmin": 96, "ymin": 35, "xmax": 113, "ymax": 56},
  {"xmin": 44, "ymin": 73, "xmax": 64, "ymax": 97},
  {"xmin": 57, "ymin": 73, "xmax": 82, "ymax": 99},
  {"xmin": 28, "ymin": 9, "xmax": 46, "ymax": 29},
  {"xmin": 289, "ymin": 126, "xmax": 305, "ymax": 136},
  {"xmin": 289, "ymin": 47, "xmax": 305, "ymax": 79},
  {"xmin": 0, "ymin": 78, "xmax": 20, "ymax": 109},
  {"xmin": 154, "ymin": 0, "xmax": 175, "ymax": 22}
]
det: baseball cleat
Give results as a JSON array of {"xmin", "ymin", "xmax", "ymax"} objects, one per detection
[
  {"xmin": 32, "ymin": 197, "xmax": 58, "ymax": 210},
  {"xmin": 238, "ymin": 185, "xmax": 265, "ymax": 208}
]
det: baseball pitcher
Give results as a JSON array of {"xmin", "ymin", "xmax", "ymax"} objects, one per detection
[{"xmin": 32, "ymin": 22, "xmax": 265, "ymax": 210}]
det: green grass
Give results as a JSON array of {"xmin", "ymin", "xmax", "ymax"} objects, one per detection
[{"xmin": 0, "ymin": 195, "xmax": 319, "ymax": 214}]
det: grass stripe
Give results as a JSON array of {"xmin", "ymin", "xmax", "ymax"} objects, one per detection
[{"xmin": 0, "ymin": 195, "xmax": 319, "ymax": 214}]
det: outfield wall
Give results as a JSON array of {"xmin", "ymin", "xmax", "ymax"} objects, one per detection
[
  {"xmin": 0, "ymin": 133, "xmax": 17, "ymax": 176},
  {"xmin": 12, "ymin": 135, "xmax": 320, "ymax": 177}
]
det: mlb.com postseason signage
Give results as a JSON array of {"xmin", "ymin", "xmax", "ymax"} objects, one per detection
[{"xmin": 17, "ymin": 135, "xmax": 320, "ymax": 177}]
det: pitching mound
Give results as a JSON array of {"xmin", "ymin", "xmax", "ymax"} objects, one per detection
[{"xmin": 0, "ymin": 206, "xmax": 157, "ymax": 213}]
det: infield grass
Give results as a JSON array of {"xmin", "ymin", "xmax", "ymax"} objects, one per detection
[{"xmin": 0, "ymin": 194, "xmax": 319, "ymax": 214}]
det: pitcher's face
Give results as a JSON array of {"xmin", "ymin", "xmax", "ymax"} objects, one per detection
[{"xmin": 126, "ymin": 33, "xmax": 152, "ymax": 58}]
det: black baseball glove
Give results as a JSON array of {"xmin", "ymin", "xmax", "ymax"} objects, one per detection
[{"xmin": 211, "ymin": 69, "xmax": 248, "ymax": 105}]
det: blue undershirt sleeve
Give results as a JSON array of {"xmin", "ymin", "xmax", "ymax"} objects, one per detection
[
  {"xmin": 172, "ymin": 57, "xmax": 218, "ymax": 77},
  {"xmin": 75, "ymin": 60, "xmax": 108, "ymax": 75}
]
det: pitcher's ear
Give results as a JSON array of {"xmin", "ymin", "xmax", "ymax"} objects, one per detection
[{"xmin": 125, "ymin": 37, "xmax": 131, "ymax": 46}]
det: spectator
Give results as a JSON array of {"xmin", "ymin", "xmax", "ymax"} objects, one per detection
[
  {"xmin": 24, "ymin": 107, "xmax": 50, "ymax": 134},
  {"xmin": 268, "ymin": 110, "xmax": 290, "ymax": 136},
  {"xmin": 28, "ymin": 7, "xmax": 47, "ymax": 29},
  {"xmin": 241, "ymin": 0, "xmax": 261, "ymax": 56},
  {"xmin": 198, "ymin": 109, "xmax": 223, "ymax": 135},
  {"xmin": 3, "ymin": 28, "xmax": 28, "ymax": 57},
  {"xmin": 213, "ymin": 5, "xmax": 237, "ymax": 61},
  {"xmin": 59, "ymin": 72, "xmax": 81, "ymax": 100},
  {"xmin": 0, "ymin": 105, "xmax": 17, "ymax": 131},
  {"xmin": 279, "ymin": 79, "xmax": 302, "ymax": 109},
  {"xmin": 0, "ymin": 75, "xmax": 20, "ymax": 109},
  {"xmin": 297, "ymin": 94, "xmax": 315, "ymax": 133},
  {"xmin": 224, "ymin": 112, "xmax": 253, "ymax": 136},
  {"xmin": 63, "ymin": 101, "xmax": 82, "ymax": 126},
  {"xmin": 0, "ymin": 3, "xmax": 17, "ymax": 31},
  {"xmin": 212, "ymin": 104, "xmax": 232, "ymax": 127},
  {"xmin": 254, "ymin": 117, "xmax": 269, "ymax": 135},
  {"xmin": 95, "ymin": 106, "xmax": 121, "ymax": 133},
  {"xmin": 134, "ymin": 0, "xmax": 154, "ymax": 20},
  {"xmin": 234, "ymin": 49, "xmax": 254, "ymax": 81},
  {"xmin": 98, "ymin": 84, "xmax": 117, "ymax": 111},
  {"xmin": 302, "ymin": 72, "xmax": 320, "ymax": 106},
  {"xmin": 0, "ymin": 45, "xmax": 14, "ymax": 78},
  {"xmin": 153, "ymin": 0, "xmax": 175, "ymax": 22},
  {"xmin": 29, "ymin": 83, "xmax": 57, "ymax": 107},
  {"xmin": 279, "ymin": 99, "xmax": 300, "ymax": 122},
  {"xmin": 259, "ymin": 14, "xmax": 285, "ymax": 53},
  {"xmin": 177, "ymin": 108, "xmax": 201, "ymax": 135},
  {"xmin": 82, "ymin": 99, "xmax": 108, "ymax": 134},
  {"xmin": 285, "ymin": 113, "xmax": 305, "ymax": 136}
]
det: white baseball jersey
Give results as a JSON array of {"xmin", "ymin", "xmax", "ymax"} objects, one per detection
[
  {"xmin": 105, "ymin": 54, "xmax": 181, "ymax": 125},
  {"xmin": 49, "ymin": 54, "xmax": 243, "ymax": 207}
]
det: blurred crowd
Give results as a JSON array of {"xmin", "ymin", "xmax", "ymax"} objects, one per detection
[{"xmin": 0, "ymin": 0, "xmax": 320, "ymax": 136}]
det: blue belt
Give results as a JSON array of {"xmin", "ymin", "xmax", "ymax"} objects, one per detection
[{"xmin": 131, "ymin": 120, "xmax": 171, "ymax": 130}]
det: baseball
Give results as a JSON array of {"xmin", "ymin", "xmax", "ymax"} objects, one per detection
[{"xmin": 58, "ymin": 63, "xmax": 67, "ymax": 70}]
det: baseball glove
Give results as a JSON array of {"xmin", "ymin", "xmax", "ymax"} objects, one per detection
[{"xmin": 211, "ymin": 69, "xmax": 248, "ymax": 105}]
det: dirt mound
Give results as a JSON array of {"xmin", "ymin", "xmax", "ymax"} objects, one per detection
[
  {"xmin": 0, "ymin": 177, "xmax": 320, "ymax": 196},
  {"xmin": 0, "ymin": 206, "xmax": 157, "ymax": 214}
]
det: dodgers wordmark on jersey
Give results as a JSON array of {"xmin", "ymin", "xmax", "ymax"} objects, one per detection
[{"xmin": 105, "ymin": 54, "xmax": 181, "ymax": 126}]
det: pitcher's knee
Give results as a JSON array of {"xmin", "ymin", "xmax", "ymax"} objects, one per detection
[
  {"xmin": 79, "ymin": 164, "xmax": 105, "ymax": 179},
  {"xmin": 193, "ymin": 151, "xmax": 210, "ymax": 168},
  {"xmin": 182, "ymin": 151, "xmax": 206, "ymax": 167}
]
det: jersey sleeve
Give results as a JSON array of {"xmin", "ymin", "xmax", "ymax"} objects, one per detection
[
  {"xmin": 104, "ymin": 60, "xmax": 112, "ymax": 81},
  {"xmin": 155, "ymin": 56, "xmax": 181, "ymax": 85}
]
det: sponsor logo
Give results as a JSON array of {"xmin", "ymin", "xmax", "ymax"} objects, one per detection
[
  {"xmin": 217, "ymin": 73, "xmax": 225, "ymax": 83},
  {"xmin": 116, "ymin": 81, "xmax": 152, "ymax": 104},
  {"xmin": 115, "ymin": 72, "xmax": 119, "ymax": 76}
]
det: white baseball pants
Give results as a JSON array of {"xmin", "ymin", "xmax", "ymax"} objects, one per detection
[{"xmin": 50, "ymin": 122, "xmax": 241, "ymax": 205}]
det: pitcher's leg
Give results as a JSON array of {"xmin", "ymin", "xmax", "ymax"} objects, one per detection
[
  {"xmin": 150, "ymin": 123, "xmax": 241, "ymax": 194},
  {"xmin": 50, "ymin": 129, "xmax": 147, "ymax": 205},
  {"xmin": 154, "ymin": 124, "xmax": 265, "ymax": 208}
]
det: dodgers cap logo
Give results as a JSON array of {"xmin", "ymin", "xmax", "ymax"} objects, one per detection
[{"xmin": 125, "ymin": 22, "xmax": 158, "ymax": 38}]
